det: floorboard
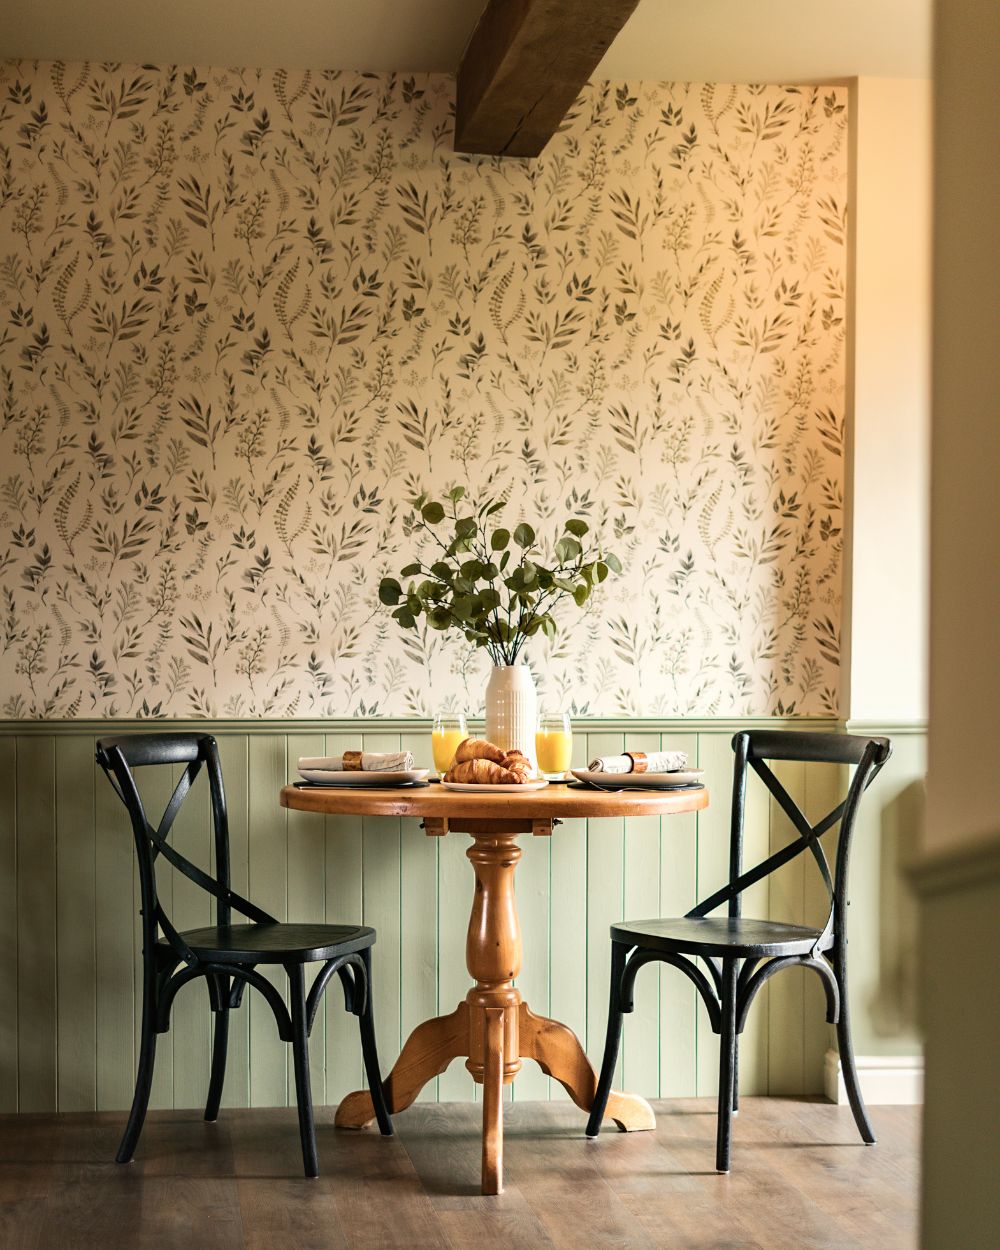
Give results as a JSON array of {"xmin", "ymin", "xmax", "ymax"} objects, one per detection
[{"xmin": 0, "ymin": 1099, "xmax": 920, "ymax": 1249}]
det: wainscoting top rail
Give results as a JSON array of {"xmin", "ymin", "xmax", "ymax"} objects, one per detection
[{"xmin": 0, "ymin": 716, "xmax": 842, "ymax": 737}]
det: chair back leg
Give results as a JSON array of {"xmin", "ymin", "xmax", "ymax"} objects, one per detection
[
  {"xmin": 586, "ymin": 941, "xmax": 628, "ymax": 1137},
  {"xmin": 358, "ymin": 948, "xmax": 393, "ymax": 1136},
  {"xmin": 833, "ymin": 947, "xmax": 876, "ymax": 1144},
  {"xmin": 716, "ymin": 957, "xmax": 738, "ymax": 1173},
  {"xmin": 287, "ymin": 963, "xmax": 319, "ymax": 1178},
  {"xmin": 116, "ymin": 988, "xmax": 158, "ymax": 1164},
  {"xmin": 204, "ymin": 981, "xmax": 230, "ymax": 1122}
]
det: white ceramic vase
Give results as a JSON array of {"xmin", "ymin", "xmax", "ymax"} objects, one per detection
[{"xmin": 484, "ymin": 664, "xmax": 537, "ymax": 768}]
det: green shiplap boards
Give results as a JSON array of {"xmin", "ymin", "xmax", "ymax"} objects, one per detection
[{"xmin": 0, "ymin": 718, "xmax": 920, "ymax": 1112}]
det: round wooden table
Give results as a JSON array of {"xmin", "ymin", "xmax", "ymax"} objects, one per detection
[{"xmin": 280, "ymin": 781, "xmax": 709, "ymax": 1194}]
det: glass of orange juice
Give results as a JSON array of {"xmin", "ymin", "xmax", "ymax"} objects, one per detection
[
  {"xmin": 432, "ymin": 713, "xmax": 467, "ymax": 775},
  {"xmin": 536, "ymin": 712, "xmax": 573, "ymax": 780}
]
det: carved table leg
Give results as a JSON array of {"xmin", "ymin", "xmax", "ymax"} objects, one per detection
[
  {"xmin": 519, "ymin": 1003, "xmax": 656, "ymax": 1132},
  {"xmin": 334, "ymin": 1002, "xmax": 469, "ymax": 1128}
]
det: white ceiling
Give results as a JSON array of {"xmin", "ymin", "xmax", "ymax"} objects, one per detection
[{"xmin": 1, "ymin": 0, "xmax": 932, "ymax": 81}]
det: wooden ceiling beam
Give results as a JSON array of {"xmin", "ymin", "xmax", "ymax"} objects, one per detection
[{"xmin": 454, "ymin": 0, "xmax": 641, "ymax": 157}]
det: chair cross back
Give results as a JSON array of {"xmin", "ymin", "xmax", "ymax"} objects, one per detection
[
  {"xmin": 97, "ymin": 735, "xmax": 276, "ymax": 968},
  {"xmin": 687, "ymin": 731, "xmax": 891, "ymax": 956}
]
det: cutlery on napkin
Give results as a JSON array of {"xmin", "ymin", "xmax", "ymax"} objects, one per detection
[
  {"xmin": 586, "ymin": 750, "xmax": 688, "ymax": 774},
  {"xmin": 298, "ymin": 751, "xmax": 414, "ymax": 773}
]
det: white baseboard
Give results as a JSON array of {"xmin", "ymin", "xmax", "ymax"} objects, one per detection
[{"xmin": 823, "ymin": 1049, "xmax": 924, "ymax": 1105}]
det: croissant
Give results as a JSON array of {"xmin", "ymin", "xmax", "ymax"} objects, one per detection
[
  {"xmin": 446, "ymin": 758, "xmax": 521, "ymax": 784},
  {"xmin": 502, "ymin": 751, "xmax": 534, "ymax": 780},
  {"xmin": 454, "ymin": 737, "xmax": 507, "ymax": 765}
]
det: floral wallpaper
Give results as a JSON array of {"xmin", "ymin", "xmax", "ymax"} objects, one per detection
[{"xmin": 0, "ymin": 63, "xmax": 847, "ymax": 718}]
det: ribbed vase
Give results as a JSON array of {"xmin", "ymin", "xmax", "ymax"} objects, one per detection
[{"xmin": 484, "ymin": 664, "xmax": 537, "ymax": 768}]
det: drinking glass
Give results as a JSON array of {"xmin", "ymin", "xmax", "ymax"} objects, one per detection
[
  {"xmin": 432, "ymin": 713, "xmax": 467, "ymax": 775},
  {"xmin": 535, "ymin": 712, "xmax": 573, "ymax": 779}
]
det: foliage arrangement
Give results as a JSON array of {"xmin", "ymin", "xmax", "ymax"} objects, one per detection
[{"xmin": 379, "ymin": 489, "xmax": 622, "ymax": 665}]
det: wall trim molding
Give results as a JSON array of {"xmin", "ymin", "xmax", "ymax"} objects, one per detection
[
  {"xmin": 845, "ymin": 718, "xmax": 928, "ymax": 735},
  {"xmin": 0, "ymin": 716, "xmax": 842, "ymax": 736},
  {"xmin": 824, "ymin": 1049, "xmax": 924, "ymax": 1106}
]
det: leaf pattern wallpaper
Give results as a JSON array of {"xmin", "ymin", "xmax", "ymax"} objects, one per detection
[{"xmin": 0, "ymin": 63, "xmax": 847, "ymax": 719}]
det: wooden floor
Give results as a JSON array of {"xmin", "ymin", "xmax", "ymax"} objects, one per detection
[{"xmin": 0, "ymin": 1099, "xmax": 919, "ymax": 1250}]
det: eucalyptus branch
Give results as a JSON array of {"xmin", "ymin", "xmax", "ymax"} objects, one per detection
[{"xmin": 379, "ymin": 487, "xmax": 622, "ymax": 664}]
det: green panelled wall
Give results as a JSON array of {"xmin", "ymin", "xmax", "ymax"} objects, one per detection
[{"xmin": 0, "ymin": 717, "xmax": 923, "ymax": 1113}]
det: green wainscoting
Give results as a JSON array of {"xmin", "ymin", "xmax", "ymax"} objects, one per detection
[{"xmin": 0, "ymin": 717, "xmax": 923, "ymax": 1114}]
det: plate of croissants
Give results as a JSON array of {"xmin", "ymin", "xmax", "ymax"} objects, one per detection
[{"xmin": 441, "ymin": 738, "xmax": 548, "ymax": 790}]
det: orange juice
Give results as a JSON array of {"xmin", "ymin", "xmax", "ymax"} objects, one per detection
[
  {"xmin": 432, "ymin": 728, "xmax": 466, "ymax": 773},
  {"xmin": 535, "ymin": 727, "xmax": 573, "ymax": 775}
]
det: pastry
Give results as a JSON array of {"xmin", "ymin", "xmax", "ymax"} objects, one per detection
[
  {"xmin": 454, "ymin": 737, "xmax": 507, "ymax": 765},
  {"xmin": 502, "ymin": 751, "xmax": 533, "ymax": 780},
  {"xmin": 445, "ymin": 758, "xmax": 521, "ymax": 784}
]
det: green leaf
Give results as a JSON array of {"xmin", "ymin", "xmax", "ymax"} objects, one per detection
[
  {"xmin": 422, "ymin": 501, "xmax": 445, "ymax": 524},
  {"xmin": 431, "ymin": 560, "xmax": 453, "ymax": 581},
  {"xmin": 604, "ymin": 552, "xmax": 622, "ymax": 574},
  {"xmin": 448, "ymin": 485, "xmax": 466, "ymax": 502},
  {"xmin": 490, "ymin": 528, "xmax": 510, "ymax": 551},
  {"xmin": 428, "ymin": 607, "xmax": 451, "ymax": 629},
  {"xmin": 452, "ymin": 595, "xmax": 476, "ymax": 621},
  {"xmin": 500, "ymin": 550, "xmax": 511, "ymax": 571},
  {"xmin": 513, "ymin": 522, "xmax": 535, "ymax": 547},
  {"xmin": 573, "ymin": 582, "xmax": 589, "ymax": 606},
  {"xmin": 455, "ymin": 516, "xmax": 477, "ymax": 539},
  {"xmin": 553, "ymin": 535, "xmax": 581, "ymax": 563},
  {"xmin": 378, "ymin": 577, "xmax": 402, "ymax": 606},
  {"xmin": 565, "ymin": 518, "xmax": 589, "ymax": 538},
  {"xmin": 399, "ymin": 562, "xmax": 422, "ymax": 578},
  {"xmin": 393, "ymin": 607, "xmax": 416, "ymax": 629},
  {"xmin": 595, "ymin": 561, "xmax": 609, "ymax": 583},
  {"xmin": 485, "ymin": 500, "xmax": 505, "ymax": 516}
]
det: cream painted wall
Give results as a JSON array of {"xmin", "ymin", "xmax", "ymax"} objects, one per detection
[
  {"xmin": 842, "ymin": 77, "xmax": 931, "ymax": 724},
  {"xmin": 926, "ymin": 0, "xmax": 1000, "ymax": 853}
]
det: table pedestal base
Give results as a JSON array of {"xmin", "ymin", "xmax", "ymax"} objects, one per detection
[
  {"xmin": 334, "ymin": 815, "xmax": 654, "ymax": 1194},
  {"xmin": 334, "ymin": 998, "xmax": 654, "ymax": 1192}
]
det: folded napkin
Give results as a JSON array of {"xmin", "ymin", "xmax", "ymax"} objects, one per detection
[
  {"xmin": 298, "ymin": 751, "xmax": 414, "ymax": 773},
  {"xmin": 587, "ymin": 750, "xmax": 688, "ymax": 775}
]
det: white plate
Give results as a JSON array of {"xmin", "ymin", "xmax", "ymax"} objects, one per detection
[
  {"xmin": 299, "ymin": 768, "xmax": 429, "ymax": 786},
  {"xmin": 571, "ymin": 769, "xmax": 704, "ymax": 788},
  {"xmin": 441, "ymin": 779, "xmax": 549, "ymax": 793}
]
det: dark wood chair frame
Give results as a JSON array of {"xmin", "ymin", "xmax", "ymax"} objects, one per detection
[
  {"xmin": 96, "ymin": 732, "xmax": 393, "ymax": 1177},
  {"xmin": 585, "ymin": 730, "xmax": 892, "ymax": 1172}
]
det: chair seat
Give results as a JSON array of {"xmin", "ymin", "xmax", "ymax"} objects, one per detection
[
  {"xmin": 612, "ymin": 916, "xmax": 833, "ymax": 958},
  {"xmin": 158, "ymin": 922, "xmax": 376, "ymax": 964}
]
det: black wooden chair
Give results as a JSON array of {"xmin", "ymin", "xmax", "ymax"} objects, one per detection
[
  {"xmin": 96, "ymin": 733, "xmax": 392, "ymax": 1177},
  {"xmin": 585, "ymin": 730, "xmax": 892, "ymax": 1173}
]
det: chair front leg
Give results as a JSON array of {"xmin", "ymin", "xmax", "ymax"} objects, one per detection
[
  {"xmin": 586, "ymin": 941, "xmax": 628, "ymax": 1137},
  {"xmin": 116, "ymin": 970, "xmax": 158, "ymax": 1164},
  {"xmin": 716, "ymin": 957, "xmax": 738, "ymax": 1173},
  {"xmin": 357, "ymin": 947, "xmax": 393, "ymax": 1136},
  {"xmin": 288, "ymin": 963, "xmax": 319, "ymax": 1178},
  {"xmin": 205, "ymin": 974, "xmax": 230, "ymax": 1122}
]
